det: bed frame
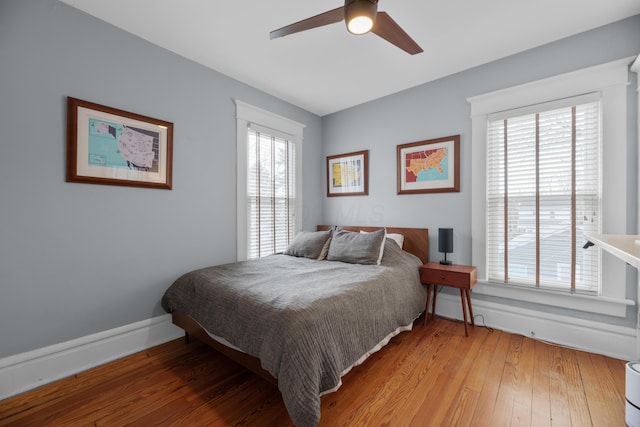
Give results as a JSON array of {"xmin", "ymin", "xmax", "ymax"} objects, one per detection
[{"xmin": 171, "ymin": 225, "xmax": 429, "ymax": 385}]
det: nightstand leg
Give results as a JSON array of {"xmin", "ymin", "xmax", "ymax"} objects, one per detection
[
  {"xmin": 424, "ymin": 284, "xmax": 431, "ymax": 326},
  {"xmin": 460, "ymin": 289, "xmax": 469, "ymax": 336},
  {"xmin": 424, "ymin": 283, "xmax": 435, "ymax": 326},
  {"xmin": 432, "ymin": 285, "xmax": 438, "ymax": 319},
  {"xmin": 466, "ymin": 289, "xmax": 474, "ymax": 326}
]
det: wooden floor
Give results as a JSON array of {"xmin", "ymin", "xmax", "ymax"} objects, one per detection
[{"xmin": 0, "ymin": 317, "xmax": 627, "ymax": 426}]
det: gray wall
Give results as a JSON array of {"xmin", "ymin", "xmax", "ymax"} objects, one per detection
[
  {"xmin": 1, "ymin": 0, "xmax": 638, "ymax": 360},
  {"xmin": 322, "ymin": 15, "xmax": 640, "ymax": 326},
  {"xmin": 0, "ymin": 0, "xmax": 323, "ymax": 358}
]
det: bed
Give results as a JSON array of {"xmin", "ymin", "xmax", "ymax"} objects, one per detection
[{"xmin": 161, "ymin": 225, "xmax": 428, "ymax": 427}]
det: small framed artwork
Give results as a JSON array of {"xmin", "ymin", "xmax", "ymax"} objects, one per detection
[
  {"xmin": 66, "ymin": 97, "xmax": 173, "ymax": 189},
  {"xmin": 326, "ymin": 150, "xmax": 369, "ymax": 197},
  {"xmin": 397, "ymin": 135, "xmax": 460, "ymax": 194}
]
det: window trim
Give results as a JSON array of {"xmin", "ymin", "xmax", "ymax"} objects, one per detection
[
  {"xmin": 467, "ymin": 57, "xmax": 634, "ymax": 317},
  {"xmin": 235, "ymin": 100, "xmax": 305, "ymax": 261}
]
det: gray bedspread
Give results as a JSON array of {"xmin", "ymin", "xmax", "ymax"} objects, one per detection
[{"xmin": 161, "ymin": 239, "xmax": 426, "ymax": 427}]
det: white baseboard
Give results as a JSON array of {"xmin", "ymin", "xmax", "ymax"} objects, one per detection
[
  {"xmin": 0, "ymin": 314, "xmax": 183, "ymax": 400},
  {"xmin": 434, "ymin": 292, "xmax": 638, "ymax": 361},
  {"xmin": 2, "ymin": 301, "xmax": 635, "ymax": 403}
]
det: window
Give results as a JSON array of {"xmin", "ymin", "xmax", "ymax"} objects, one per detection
[
  {"xmin": 235, "ymin": 101, "xmax": 305, "ymax": 261},
  {"xmin": 468, "ymin": 57, "xmax": 633, "ymax": 317},
  {"xmin": 246, "ymin": 126, "xmax": 296, "ymax": 258},
  {"xmin": 486, "ymin": 96, "xmax": 600, "ymax": 294}
]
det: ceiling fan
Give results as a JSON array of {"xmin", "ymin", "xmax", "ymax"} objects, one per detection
[{"xmin": 270, "ymin": 0, "xmax": 423, "ymax": 55}]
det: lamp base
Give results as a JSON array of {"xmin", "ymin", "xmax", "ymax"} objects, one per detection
[{"xmin": 440, "ymin": 252, "xmax": 452, "ymax": 265}]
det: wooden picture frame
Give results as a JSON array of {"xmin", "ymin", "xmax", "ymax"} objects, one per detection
[
  {"xmin": 397, "ymin": 135, "xmax": 460, "ymax": 194},
  {"xmin": 326, "ymin": 150, "xmax": 369, "ymax": 197},
  {"xmin": 66, "ymin": 97, "xmax": 173, "ymax": 189}
]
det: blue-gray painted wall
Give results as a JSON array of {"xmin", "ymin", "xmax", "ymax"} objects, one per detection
[
  {"xmin": 1, "ymin": 0, "xmax": 638, "ymax": 359},
  {"xmin": 0, "ymin": 0, "xmax": 323, "ymax": 358},
  {"xmin": 322, "ymin": 14, "xmax": 640, "ymax": 327}
]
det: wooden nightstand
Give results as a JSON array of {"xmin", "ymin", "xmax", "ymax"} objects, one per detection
[{"xmin": 420, "ymin": 262, "xmax": 477, "ymax": 336}]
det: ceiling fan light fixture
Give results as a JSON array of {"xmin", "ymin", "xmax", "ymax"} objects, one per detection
[
  {"xmin": 347, "ymin": 16, "xmax": 373, "ymax": 34},
  {"xmin": 345, "ymin": 0, "xmax": 378, "ymax": 35},
  {"xmin": 270, "ymin": 0, "xmax": 422, "ymax": 55}
]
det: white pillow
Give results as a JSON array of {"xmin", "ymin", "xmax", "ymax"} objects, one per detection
[{"xmin": 386, "ymin": 233, "xmax": 405, "ymax": 249}]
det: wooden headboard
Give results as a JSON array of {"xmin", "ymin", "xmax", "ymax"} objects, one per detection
[{"xmin": 317, "ymin": 225, "xmax": 429, "ymax": 264}]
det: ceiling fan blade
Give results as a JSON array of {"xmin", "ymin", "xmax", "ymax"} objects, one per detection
[
  {"xmin": 371, "ymin": 12, "xmax": 423, "ymax": 55},
  {"xmin": 270, "ymin": 7, "xmax": 345, "ymax": 40}
]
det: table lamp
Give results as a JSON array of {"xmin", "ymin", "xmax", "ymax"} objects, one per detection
[{"xmin": 438, "ymin": 228, "xmax": 453, "ymax": 265}]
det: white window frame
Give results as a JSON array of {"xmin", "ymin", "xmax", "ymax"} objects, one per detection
[
  {"xmin": 235, "ymin": 100, "xmax": 305, "ymax": 261},
  {"xmin": 468, "ymin": 57, "xmax": 635, "ymax": 317}
]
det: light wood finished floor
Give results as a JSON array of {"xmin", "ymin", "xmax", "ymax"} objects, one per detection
[{"xmin": 0, "ymin": 317, "xmax": 627, "ymax": 426}]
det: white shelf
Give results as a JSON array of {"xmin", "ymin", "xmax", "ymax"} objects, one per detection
[{"xmin": 585, "ymin": 234, "xmax": 640, "ymax": 269}]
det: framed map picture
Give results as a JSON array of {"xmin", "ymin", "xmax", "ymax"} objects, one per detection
[
  {"xmin": 327, "ymin": 150, "xmax": 369, "ymax": 197},
  {"xmin": 397, "ymin": 135, "xmax": 460, "ymax": 194},
  {"xmin": 66, "ymin": 97, "xmax": 173, "ymax": 189}
]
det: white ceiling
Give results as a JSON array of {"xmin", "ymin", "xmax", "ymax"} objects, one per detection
[{"xmin": 60, "ymin": 0, "xmax": 640, "ymax": 116}]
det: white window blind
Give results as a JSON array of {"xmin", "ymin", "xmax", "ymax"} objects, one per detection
[
  {"xmin": 247, "ymin": 125, "xmax": 296, "ymax": 259},
  {"xmin": 235, "ymin": 100, "xmax": 304, "ymax": 262},
  {"xmin": 486, "ymin": 98, "xmax": 601, "ymax": 293}
]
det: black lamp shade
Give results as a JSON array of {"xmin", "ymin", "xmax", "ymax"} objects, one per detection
[{"xmin": 438, "ymin": 228, "xmax": 453, "ymax": 253}]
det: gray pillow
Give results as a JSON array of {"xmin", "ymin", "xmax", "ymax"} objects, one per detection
[
  {"xmin": 326, "ymin": 228, "xmax": 386, "ymax": 265},
  {"xmin": 284, "ymin": 230, "xmax": 333, "ymax": 260}
]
